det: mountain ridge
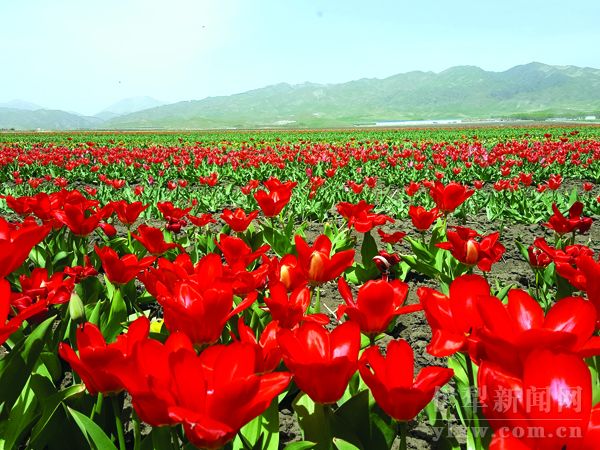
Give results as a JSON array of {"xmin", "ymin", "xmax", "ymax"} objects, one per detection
[{"xmin": 2, "ymin": 62, "xmax": 600, "ymax": 130}]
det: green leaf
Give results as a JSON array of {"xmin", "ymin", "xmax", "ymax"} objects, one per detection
[
  {"xmin": 360, "ymin": 231, "xmax": 378, "ymax": 265},
  {"xmin": 293, "ymin": 393, "xmax": 333, "ymax": 450},
  {"xmin": 67, "ymin": 406, "xmax": 119, "ymax": 450},
  {"xmin": 333, "ymin": 439, "xmax": 361, "ymax": 450},
  {"xmin": 28, "ymin": 384, "xmax": 85, "ymax": 447},
  {"xmin": 447, "ymin": 354, "xmax": 469, "ymax": 389},
  {"xmin": 148, "ymin": 426, "xmax": 174, "ymax": 450},
  {"xmin": 39, "ymin": 351, "xmax": 62, "ymax": 382},
  {"xmin": 51, "ymin": 250, "xmax": 69, "ymax": 266},
  {"xmin": 283, "ymin": 442, "xmax": 317, "ymax": 450},
  {"xmin": 424, "ymin": 399, "xmax": 438, "ymax": 426},
  {"xmin": 515, "ymin": 240, "xmax": 530, "ymax": 262},
  {"xmin": 0, "ymin": 316, "xmax": 55, "ymax": 416},
  {"xmin": 334, "ymin": 390, "xmax": 370, "ymax": 450},
  {"xmin": 494, "ymin": 283, "xmax": 515, "ymax": 302},
  {"xmin": 0, "ymin": 378, "xmax": 39, "ymax": 450},
  {"xmin": 102, "ymin": 285, "xmax": 127, "ymax": 341}
]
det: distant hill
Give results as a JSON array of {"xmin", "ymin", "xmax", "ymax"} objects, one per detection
[
  {"xmin": 96, "ymin": 96, "xmax": 165, "ymax": 117},
  {"xmin": 2, "ymin": 63, "xmax": 600, "ymax": 130},
  {"xmin": 0, "ymin": 108, "xmax": 101, "ymax": 130},
  {"xmin": 0, "ymin": 99, "xmax": 43, "ymax": 111}
]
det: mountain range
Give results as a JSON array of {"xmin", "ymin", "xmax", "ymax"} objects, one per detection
[{"xmin": 2, "ymin": 62, "xmax": 600, "ymax": 130}]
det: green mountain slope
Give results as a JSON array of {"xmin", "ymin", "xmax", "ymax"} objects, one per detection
[
  {"xmin": 0, "ymin": 108, "xmax": 102, "ymax": 130},
  {"xmin": 2, "ymin": 62, "xmax": 600, "ymax": 130},
  {"xmin": 107, "ymin": 62, "xmax": 600, "ymax": 129}
]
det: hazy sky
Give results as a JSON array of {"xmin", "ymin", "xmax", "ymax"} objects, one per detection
[{"xmin": 1, "ymin": 0, "xmax": 599, "ymax": 115}]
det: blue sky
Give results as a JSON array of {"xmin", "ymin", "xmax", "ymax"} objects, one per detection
[{"xmin": 1, "ymin": 0, "xmax": 599, "ymax": 115}]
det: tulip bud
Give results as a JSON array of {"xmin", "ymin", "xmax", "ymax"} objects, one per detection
[
  {"xmin": 373, "ymin": 251, "xmax": 401, "ymax": 275},
  {"xmin": 527, "ymin": 246, "xmax": 551, "ymax": 269},
  {"xmin": 465, "ymin": 240, "xmax": 479, "ymax": 265},
  {"xmin": 99, "ymin": 222, "xmax": 117, "ymax": 238},
  {"xmin": 68, "ymin": 292, "xmax": 86, "ymax": 325}
]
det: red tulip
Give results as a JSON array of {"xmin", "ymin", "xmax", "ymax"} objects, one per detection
[
  {"xmin": 477, "ymin": 291, "xmax": 600, "ymax": 375},
  {"xmin": 264, "ymin": 282, "xmax": 327, "ymax": 329},
  {"xmin": 199, "ymin": 172, "xmax": 218, "ymax": 186},
  {"xmin": 437, "ymin": 227, "xmax": 505, "ymax": 272},
  {"xmin": 479, "ymin": 350, "xmax": 596, "ymax": 449},
  {"xmin": 110, "ymin": 200, "xmax": 148, "ymax": 227},
  {"xmin": 377, "ymin": 228, "xmax": 406, "ymax": 244},
  {"xmin": 428, "ymin": 181, "xmax": 474, "ymax": 214},
  {"xmin": 157, "ymin": 201, "xmax": 192, "ymax": 221},
  {"xmin": 519, "ymin": 173, "xmax": 533, "ymax": 186},
  {"xmin": 116, "ymin": 331, "xmax": 196, "ymax": 426},
  {"xmin": 220, "ymin": 208, "xmax": 259, "ymax": 232},
  {"xmin": 1, "ymin": 279, "xmax": 49, "ymax": 344},
  {"xmin": 2, "ymin": 195, "xmax": 32, "ymax": 216},
  {"xmin": 187, "ymin": 213, "xmax": 216, "ymax": 227},
  {"xmin": 278, "ymin": 322, "xmax": 360, "ymax": 404},
  {"xmin": 235, "ymin": 318, "xmax": 283, "ymax": 372},
  {"xmin": 131, "ymin": 225, "xmax": 182, "ymax": 256},
  {"xmin": 359, "ymin": 340, "xmax": 453, "ymax": 421},
  {"xmin": 216, "ymin": 234, "xmax": 269, "ymax": 272},
  {"xmin": 253, "ymin": 180, "xmax": 295, "ymax": 217},
  {"xmin": 534, "ymin": 238, "xmax": 594, "ymax": 290},
  {"xmin": 408, "ymin": 205, "xmax": 440, "ymax": 232},
  {"xmin": 337, "ymin": 278, "xmax": 420, "ymax": 337},
  {"xmin": 52, "ymin": 203, "xmax": 105, "ymax": 236},
  {"xmin": 574, "ymin": 255, "xmax": 600, "ymax": 328},
  {"xmin": 417, "ymin": 274, "xmax": 490, "ymax": 357},
  {"xmin": 294, "ymin": 235, "xmax": 354, "ymax": 285},
  {"xmin": 372, "ymin": 250, "xmax": 401, "ymax": 278},
  {"xmin": 547, "ymin": 173, "xmax": 563, "ymax": 190},
  {"xmin": 168, "ymin": 343, "xmax": 291, "ymax": 449},
  {"xmin": 363, "ymin": 176, "xmax": 377, "ymax": 188},
  {"xmin": 138, "ymin": 253, "xmax": 195, "ymax": 299},
  {"xmin": 64, "ymin": 256, "xmax": 98, "ymax": 283},
  {"xmin": 0, "ymin": 218, "xmax": 50, "ymax": 278},
  {"xmin": 156, "ymin": 254, "xmax": 257, "ymax": 345},
  {"xmin": 544, "ymin": 202, "xmax": 592, "ymax": 235},
  {"xmin": 266, "ymin": 254, "xmax": 307, "ymax": 291},
  {"xmin": 94, "ymin": 246, "xmax": 155, "ymax": 285},
  {"xmin": 347, "ymin": 180, "xmax": 364, "ymax": 194},
  {"xmin": 240, "ymin": 179, "xmax": 259, "ymax": 195},
  {"xmin": 14, "ymin": 268, "xmax": 74, "ymax": 311},
  {"xmin": 337, "ymin": 201, "xmax": 394, "ymax": 233},
  {"xmin": 405, "ymin": 181, "xmax": 420, "ymax": 196},
  {"xmin": 527, "ymin": 245, "xmax": 551, "ymax": 269},
  {"xmin": 58, "ymin": 316, "xmax": 150, "ymax": 395}
]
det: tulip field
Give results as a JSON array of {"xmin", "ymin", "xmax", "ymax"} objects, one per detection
[{"xmin": 1, "ymin": 126, "xmax": 600, "ymax": 449}]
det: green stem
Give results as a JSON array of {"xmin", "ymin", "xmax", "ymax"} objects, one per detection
[
  {"xmin": 89, "ymin": 393, "xmax": 103, "ymax": 421},
  {"xmin": 111, "ymin": 396, "xmax": 126, "ymax": 450},
  {"xmin": 398, "ymin": 421, "xmax": 408, "ymax": 450},
  {"xmin": 466, "ymin": 357, "xmax": 483, "ymax": 450},
  {"xmin": 369, "ymin": 335, "xmax": 376, "ymax": 347},
  {"xmin": 170, "ymin": 427, "xmax": 180, "ymax": 449},
  {"xmin": 133, "ymin": 411, "xmax": 141, "ymax": 450},
  {"xmin": 314, "ymin": 286, "xmax": 321, "ymax": 314}
]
